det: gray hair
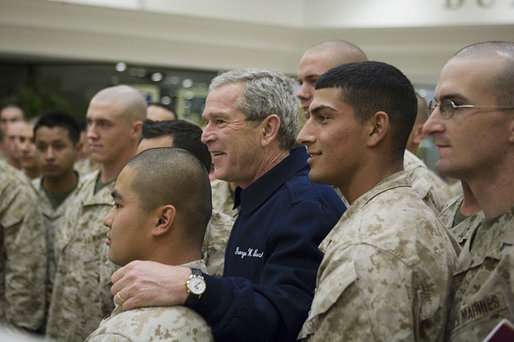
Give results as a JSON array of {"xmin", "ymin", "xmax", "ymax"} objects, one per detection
[{"xmin": 210, "ymin": 68, "xmax": 299, "ymax": 151}]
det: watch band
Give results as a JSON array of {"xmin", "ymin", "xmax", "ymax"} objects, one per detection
[{"xmin": 190, "ymin": 268, "xmax": 203, "ymax": 277}]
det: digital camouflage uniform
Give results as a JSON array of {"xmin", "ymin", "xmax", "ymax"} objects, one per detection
[
  {"xmin": 74, "ymin": 158, "xmax": 99, "ymax": 178},
  {"xmin": 299, "ymin": 171, "xmax": 457, "ymax": 341},
  {"xmin": 46, "ymin": 170, "xmax": 117, "ymax": 341},
  {"xmin": 438, "ymin": 194, "xmax": 484, "ymax": 247},
  {"xmin": 404, "ymin": 149, "xmax": 454, "ymax": 213},
  {"xmin": 210, "ymin": 179, "xmax": 237, "ymax": 218},
  {"xmin": 447, "ymin": 207, "xmax": 514, "ymax": 341},
  {"xmin": 32, "ymin": 175, "xmax": 80, "ymax": 324},
  {"xmin": 202, "ymin": 209, "xmax": 234, "ymax": 277},
  {"xmin": 0, "ymin": 160, "xmax": 46, "ymax": 331},
  {"xmin": 85, "ymin": 260, "xmax": 213, "ymax": 342}
]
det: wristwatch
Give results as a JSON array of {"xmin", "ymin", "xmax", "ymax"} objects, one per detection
[{"xmin": 185, "ymin": 268, "xmax": 206, "ymax": 306}]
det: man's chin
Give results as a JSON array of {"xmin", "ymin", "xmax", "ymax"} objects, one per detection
[
  {"xmin": 308, "ymin": 171, "xmax": 328, "ymax": 185},
  {"xmin": 44, "ymin": 171, "xmax": 65, "ymax": 179}
]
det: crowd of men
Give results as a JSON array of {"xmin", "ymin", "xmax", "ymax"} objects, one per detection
[{"xmin": 0, "ymin": 40, "xmax": 512, "ymax": 342}]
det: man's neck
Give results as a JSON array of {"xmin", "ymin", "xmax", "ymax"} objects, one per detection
[
  {"xmin": 237, "ymin": 147, "xmax": 289, "ymax": 189},
  {"xmin": 7, "ymin": 157, "xmax": 21, "ymax": 170},
  {"xmin": 43, "ymin": 169, "xmax": 78, "ymax": 193},
  {"xmin": 100, "ymin": 152, "xmax": 135, "ymax": 183},
  {"xmin": 459, "ymin": 181, "xmax": 481, "ymax": 216},
  {"xmin": 148, "ymin": 245, "xmax": 202, "ymax": 267},
  {"xmin": 24, "ymin": 167, "xmax": 40, "ymax": 180},
  {"xmin": 467, "ymin": 164, "xmax": 514, "ymax": 219},
  {"xmin": 341, "ymin": 153, "xmax": 403, "ymax": 205}
]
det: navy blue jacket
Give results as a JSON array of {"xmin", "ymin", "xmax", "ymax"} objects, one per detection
[{"xmin": 190, "ymin": 147, "xmax": 345, "ymax": 341}]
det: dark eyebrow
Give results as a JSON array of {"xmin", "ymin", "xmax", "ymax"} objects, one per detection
[
  {"xmin": 439, "ymin": 93, "xmax": 470, "ymax": 103},
  {"xmin": 299, "ymin": 74, "xmax": 320, "ymax": 83},
  {"xmin": 111, "ymin": 189, "xmax": 122, "ymax": 200},
  {"xmin": 310, "ymin": 104, "xmax": 337, "ymax": 116}
]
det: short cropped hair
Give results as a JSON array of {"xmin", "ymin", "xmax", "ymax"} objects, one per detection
[
  {"xmin": 147, "ymin": 102, "xmax": 177, "ymax": 120},
  {"xmin": 452, "ymin": 41, "xmax": 514, "ymax": 107},
  {"xmin": 127, "ymin": 147, "xmax": 212, "ymax": 243},
  {"xmin": 210, "ymin": 68, "xmax": 299, "ymax": 151},
  {"xmin": 92, "ymin": 85, "xmax": 147, "ymax": 123},
  {"xmin": 141, "ymin": 119, "xmax": 211, "ymax": 172},
  {"xmin": 316, "ymin": 61, "xmax": 417, "ymax": 158},
  {"xmin": 306, "ymin": 40, "xmax": 368, "ymax": 63},
  {"xmin": 34, "ymin": 110, "xmax": 81, "ymax": 145}
]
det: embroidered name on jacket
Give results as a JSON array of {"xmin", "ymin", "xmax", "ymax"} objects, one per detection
[
  {"xmin": 234, "ymin": 247, "xmax": 264, "ymax": 259},
  {"xmin": 454, "ymin": 292, "xmax": 506, "ymax": 328}
]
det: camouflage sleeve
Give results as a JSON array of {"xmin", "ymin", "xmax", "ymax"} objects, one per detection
[
  {"xmin": 202, "ymin": 210, "xmax": 234, "ymax": 277},
  {"xmin": 86, "ymin": 333, "xmax": 132, "ymax": 342},
  {"xmin": 302, "ymin": 244, "xmax": 443, "ymax": 341},
  {"xmin": 1, "ymin": 179, "xmax": 46, "ymax": 331}
]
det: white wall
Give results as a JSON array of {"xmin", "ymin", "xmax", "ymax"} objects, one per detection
[{"xmin": 0, "ymin": 0, "xmax": 512, "ymax": 85}]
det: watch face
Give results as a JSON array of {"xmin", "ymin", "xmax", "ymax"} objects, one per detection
[{"xmin": 188, "ymin": 277, "xmax": 206, "ymax": 295}]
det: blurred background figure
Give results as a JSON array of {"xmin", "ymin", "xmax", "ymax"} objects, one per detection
[
  {"xmin": 406, "ymin": 93, "xmax": 429, "ymax": 155},
  {"xmin": 18, "ymin": 121, "xmax": 40, "ymax": 180},
  {"xmin": 0, "ymin": 105, "xmax": 24, "ymax": 136},
  {"xmin": 32, "ymin": 110, "xmax": 82, "ymax": 329},
  {"xmin": 0, "ymin": 159, "xmax": 46, "ymax": 334},
  {"xmin": 146, "ymin": 102, "xmax": 177, "ymax": 121},
  {"xmin": 74, "ymin": 118, "xmax": 98, "ymax": 176},
  {"xmin": 3, "ymin": 120, "xmax": 25, "ymax": 170}
]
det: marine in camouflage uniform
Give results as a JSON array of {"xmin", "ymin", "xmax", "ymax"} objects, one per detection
[
  {"xmin": 299, "ymin": 171, "xmax": 457, "ymax": 341},
  {"xmin": 404, "ymin": 149, "xmax": 454, "ymax": 213},
  {"xmin": 210, "ymin": 179, "xmax": 237, "ymax": 218},
  {"xmin": 0, "ymin": 160, "xmax": 46, "ymax": 331},
  {"xmin": 447, "ymin": 207, "xmax": 514, "ymax": 341},
  {"xmin": 201, "ymin": 209, "xmax": 234, "ymax": 277},
  {"xmin": 32, "ymin": 176, "xmax": 79, "ymax": 320},
  {"xmin": 438, "ymin": 194, "xmax": 484, "ymax": 247},
  {"xmin": 74, "ymin": 157, "xmax": 98, "ymax": 178},
  {"xmin": 46, "ymin": 169, "xmax": 117, "ymax": 341},
  {"xmin": 86, "ymin": 260, "xmax": 213, "ymax": 342}
]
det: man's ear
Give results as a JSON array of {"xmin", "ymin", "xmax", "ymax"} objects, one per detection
[
  {"xmin": 131, "ymin": 120, "xmax": 143, "ymax": 141},
  {"xmin": 412, "ymin": 123, "xmax": 426, "ymax": 144},
  {"xmin": 259, "ymin": 114, "xmax": 281, "ymax": 147},
  {"xmin": 366, "ymin": 111, "xmax": 389, "ymax": 147},
  {"xmin": 152, "ymin": 204, "xmax": 176, "ymax": 237},
  {"xmin": 74, "ymin": 140, "xmax": 84, "ymax": 156}
]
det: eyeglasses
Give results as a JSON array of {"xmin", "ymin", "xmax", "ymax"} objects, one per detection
[{"xmin": 428, "ymin": 99, "xmax": 514, "ymax": 119}]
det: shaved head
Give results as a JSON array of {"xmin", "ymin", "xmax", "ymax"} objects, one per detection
[
  {"xmin": 297, "ymin": 40, "xmax": 368, "ymax": 115},
  {"xmin": 303, "ymin": 40, "xmax": 368, "ymax": 64},
  {"xmin": 127, "ymin": 147, "xmax": 212, "ymax": 244},
  {"xmin": 92, "ymin": 85, "xmax": 147, "ymax": 123},
  {"xmin": 450, "ymin": 41, "xmax": 514, "ymax": 107}
]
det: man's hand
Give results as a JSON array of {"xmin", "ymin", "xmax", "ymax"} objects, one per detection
[{"xmin": 111, "ymin": 260, "xmax": 192, "ymax": 310}]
